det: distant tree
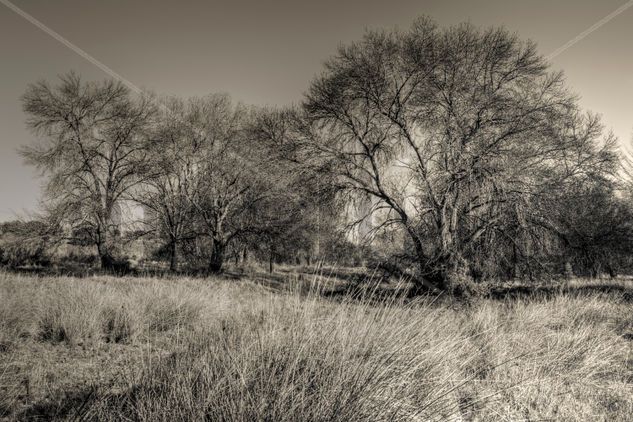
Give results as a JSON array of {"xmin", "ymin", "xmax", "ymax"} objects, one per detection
[
  {"xmin": 137, "ymin": 95, "xmax": 297, "ymax": 273},
  {"xmin": 184, "ymin": 95, "xmax": 263, "ymax": 273},
  {"xmin": 302, "ymin": 18, "xmax": 617, "ymax": 290},
  {"xmin": 244, "ymin": 180, "xmax": 341, "ymax": 272},
  {"xmin": 248, "ymin": 108, "xmax": 345, "ymax": 270},
  {"xmin": 135, "ymin": 96, "xmax": 200, "ymax": 271},
  {"xmin": 21, "ymin": 73, "xmax": 155, "ymax": 270},
  {"xmin": 550, "ymin": 174, "xmax": 633, "ymax": 277}
]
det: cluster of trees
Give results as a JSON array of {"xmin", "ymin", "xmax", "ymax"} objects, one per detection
[
  {"xmin": 19, "ymin": 75, "xmax": 341, "ymax": 274},
  {"xmin": 15, "ymin": 17, "xmax": 633, "ymax": 290}
]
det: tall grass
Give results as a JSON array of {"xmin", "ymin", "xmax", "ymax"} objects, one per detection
[{"xmin": 0, "ymin": 271, "xmax": 631, "ymax": 420}]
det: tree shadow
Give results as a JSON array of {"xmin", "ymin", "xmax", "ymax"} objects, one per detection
[
  {"xmin": 486, "ymin": 281, "xmax": 633, "ymax": 302},
  {"xmin": 17, "ymin": 386, "xmax": 98, "ymax": 421},
  {"xmin": 6, "ymin": 264, "xmax": 631, "ymax": 305},
  {"xmin": 2, "ymin": 264, "xmax": 222, "ymax": 280}
]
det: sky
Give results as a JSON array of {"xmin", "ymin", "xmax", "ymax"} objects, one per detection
[{"xmin": 1, "ymin": 0, "xmax": 632, "ymax": 221}]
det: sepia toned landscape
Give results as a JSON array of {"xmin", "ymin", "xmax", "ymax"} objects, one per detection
[{"xmin": 1, "ymin": 1, "xmax": 632, "ymax": 420}]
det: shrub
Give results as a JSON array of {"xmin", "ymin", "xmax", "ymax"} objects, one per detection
[
  {"xmin": 449, "ymin": 275, "xmax": 490, "ymax": 300},
  {"xmin": 0, "ymin": 220, "xmax": 51, "ymax": 268},
  {"xmin": 0, "ymin": 236, "xmax": 50, "ymax": 268}
]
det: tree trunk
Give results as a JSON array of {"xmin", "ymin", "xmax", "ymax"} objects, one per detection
[
  {"xmin": 209, "ymin": 241, "xmax": 225, "ymax": 274},
  {"xmin": 423, "ymin": 260, "xmax": 452, "ymax": 291},
  {"xmin": 96, "ymin": 236, "xmax": 115, "ymax": 271},
  {"xmin": 402, "ymin": 223, "xmax": 451, "ymax": 292},
  {"xmin": 99, "ymin": 252, "xmax": 115, "ymax": 271},
  {"xmin": 512, "ymin": 244, "xmax": 520, "ymax": 279},
  {"xmin": 269, "ymin": 243, "xmax": 275, "ymax": 274},
  {"xmin": 606, "ymin": 263, "xmax": 617, "ymax": 278},
  {"xmin": 169, "ymin": 240, "xmax": 178, "ymax": 272}
]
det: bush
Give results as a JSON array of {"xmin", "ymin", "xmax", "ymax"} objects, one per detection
[
  {"xmin": 0, "ymin": 236, "xmax": 50, "ymax": 268},
  {"xmin": 449, "ymin": 275, "xmax": 490, "ymax": 300},
  {"xmin": 0, "ymin": 220, "xmax": 52, "ymax": 268}
]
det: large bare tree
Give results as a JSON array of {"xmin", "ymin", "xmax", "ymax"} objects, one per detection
[
  {"xmin": 303, "ymin": 18, "xmax": 616, "ymax": 289},
  {"xmin": 21, "ymin": 73, "xmax": 155, "ymax": 269}
]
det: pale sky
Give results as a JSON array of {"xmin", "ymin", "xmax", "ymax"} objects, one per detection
[{"xmin": 1, "ymin": 0, "xmax": 632, "ymax": 221}]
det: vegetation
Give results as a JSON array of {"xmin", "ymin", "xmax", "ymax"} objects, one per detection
[
  {"xmin": 0, "ymin": 272, "xmax": 631, "ymax": 420},
  {"xmin": 2, "ymin": 13, "xmax": 633, "ymax": 422},
  {"xmin": 20, "ymin": 73, "xmax": 156, "ymax": 270},
  {"xmin": 9, "ymin": 17, "xmax": 633, "ymax": 291},
  {"xmin": 4, "ymin": 8, "xmax": 633, "ymax": 421},
  {"xmin": 300, "ymin": 19, "xmax": 622, "ymax": 290}
]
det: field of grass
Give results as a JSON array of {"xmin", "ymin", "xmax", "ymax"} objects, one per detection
[{"xmin": 0, "ymin": 271, "xmax": 631, "ymax": 421}]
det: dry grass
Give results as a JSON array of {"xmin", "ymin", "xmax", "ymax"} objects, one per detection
[{"xmin": 0, "ymin": 271, "xmax": 631, "ymax": 421}]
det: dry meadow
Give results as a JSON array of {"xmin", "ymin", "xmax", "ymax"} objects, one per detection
[{"xmin": 0, "ymin": 272, "xmax": 631, "ymax": 421}]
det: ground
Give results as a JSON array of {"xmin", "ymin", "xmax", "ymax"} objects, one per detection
[{"xmin": 0, "ymin": 270, "xmax": 631, "ymax": 421}]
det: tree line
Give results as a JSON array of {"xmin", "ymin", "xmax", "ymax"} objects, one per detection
[{"xmin": 9, "ymin": 17, "xmax": 633, "ymax": 291}]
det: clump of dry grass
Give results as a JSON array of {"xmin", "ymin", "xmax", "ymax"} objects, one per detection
[
  {"xmin": 0, "ymin": 274, "xmax": 206, "ymax": 347},
  {"xmin": 100, "ymin": 302, "xmax": 138, "ymax": 344},
  {"xmin": 143, "ymin": 284, "xmax": 203, "ymax": 333},
  {"xmin": 0, "ymin": 272, "xmax": 632, "ymax": 420}
]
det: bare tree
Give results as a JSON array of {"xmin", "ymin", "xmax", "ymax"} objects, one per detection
[
  {"xmin": 21, "ymin": 72, "xmax": 155, "ymax": 270},
  {"xmin": 546, "ymin": 172, "xmax": 633, "ymax": 278},
  {"xmin": 184, "ymin": 95, "xmax": 260, "ymax": 273},
  {"xmin": 302, "ymin": 18, "xmax": 616, "ymax": 289},
  {"xmin": 138, "ymin": 95, "xmax": 294, "ymax": 273},
  {"xmin": 135, "ymin": 97, "xmax": 201, "ymax": 271},
  {"xmin": 248, "ymin": 107, "xmax": 344, "ymax": 269}
]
